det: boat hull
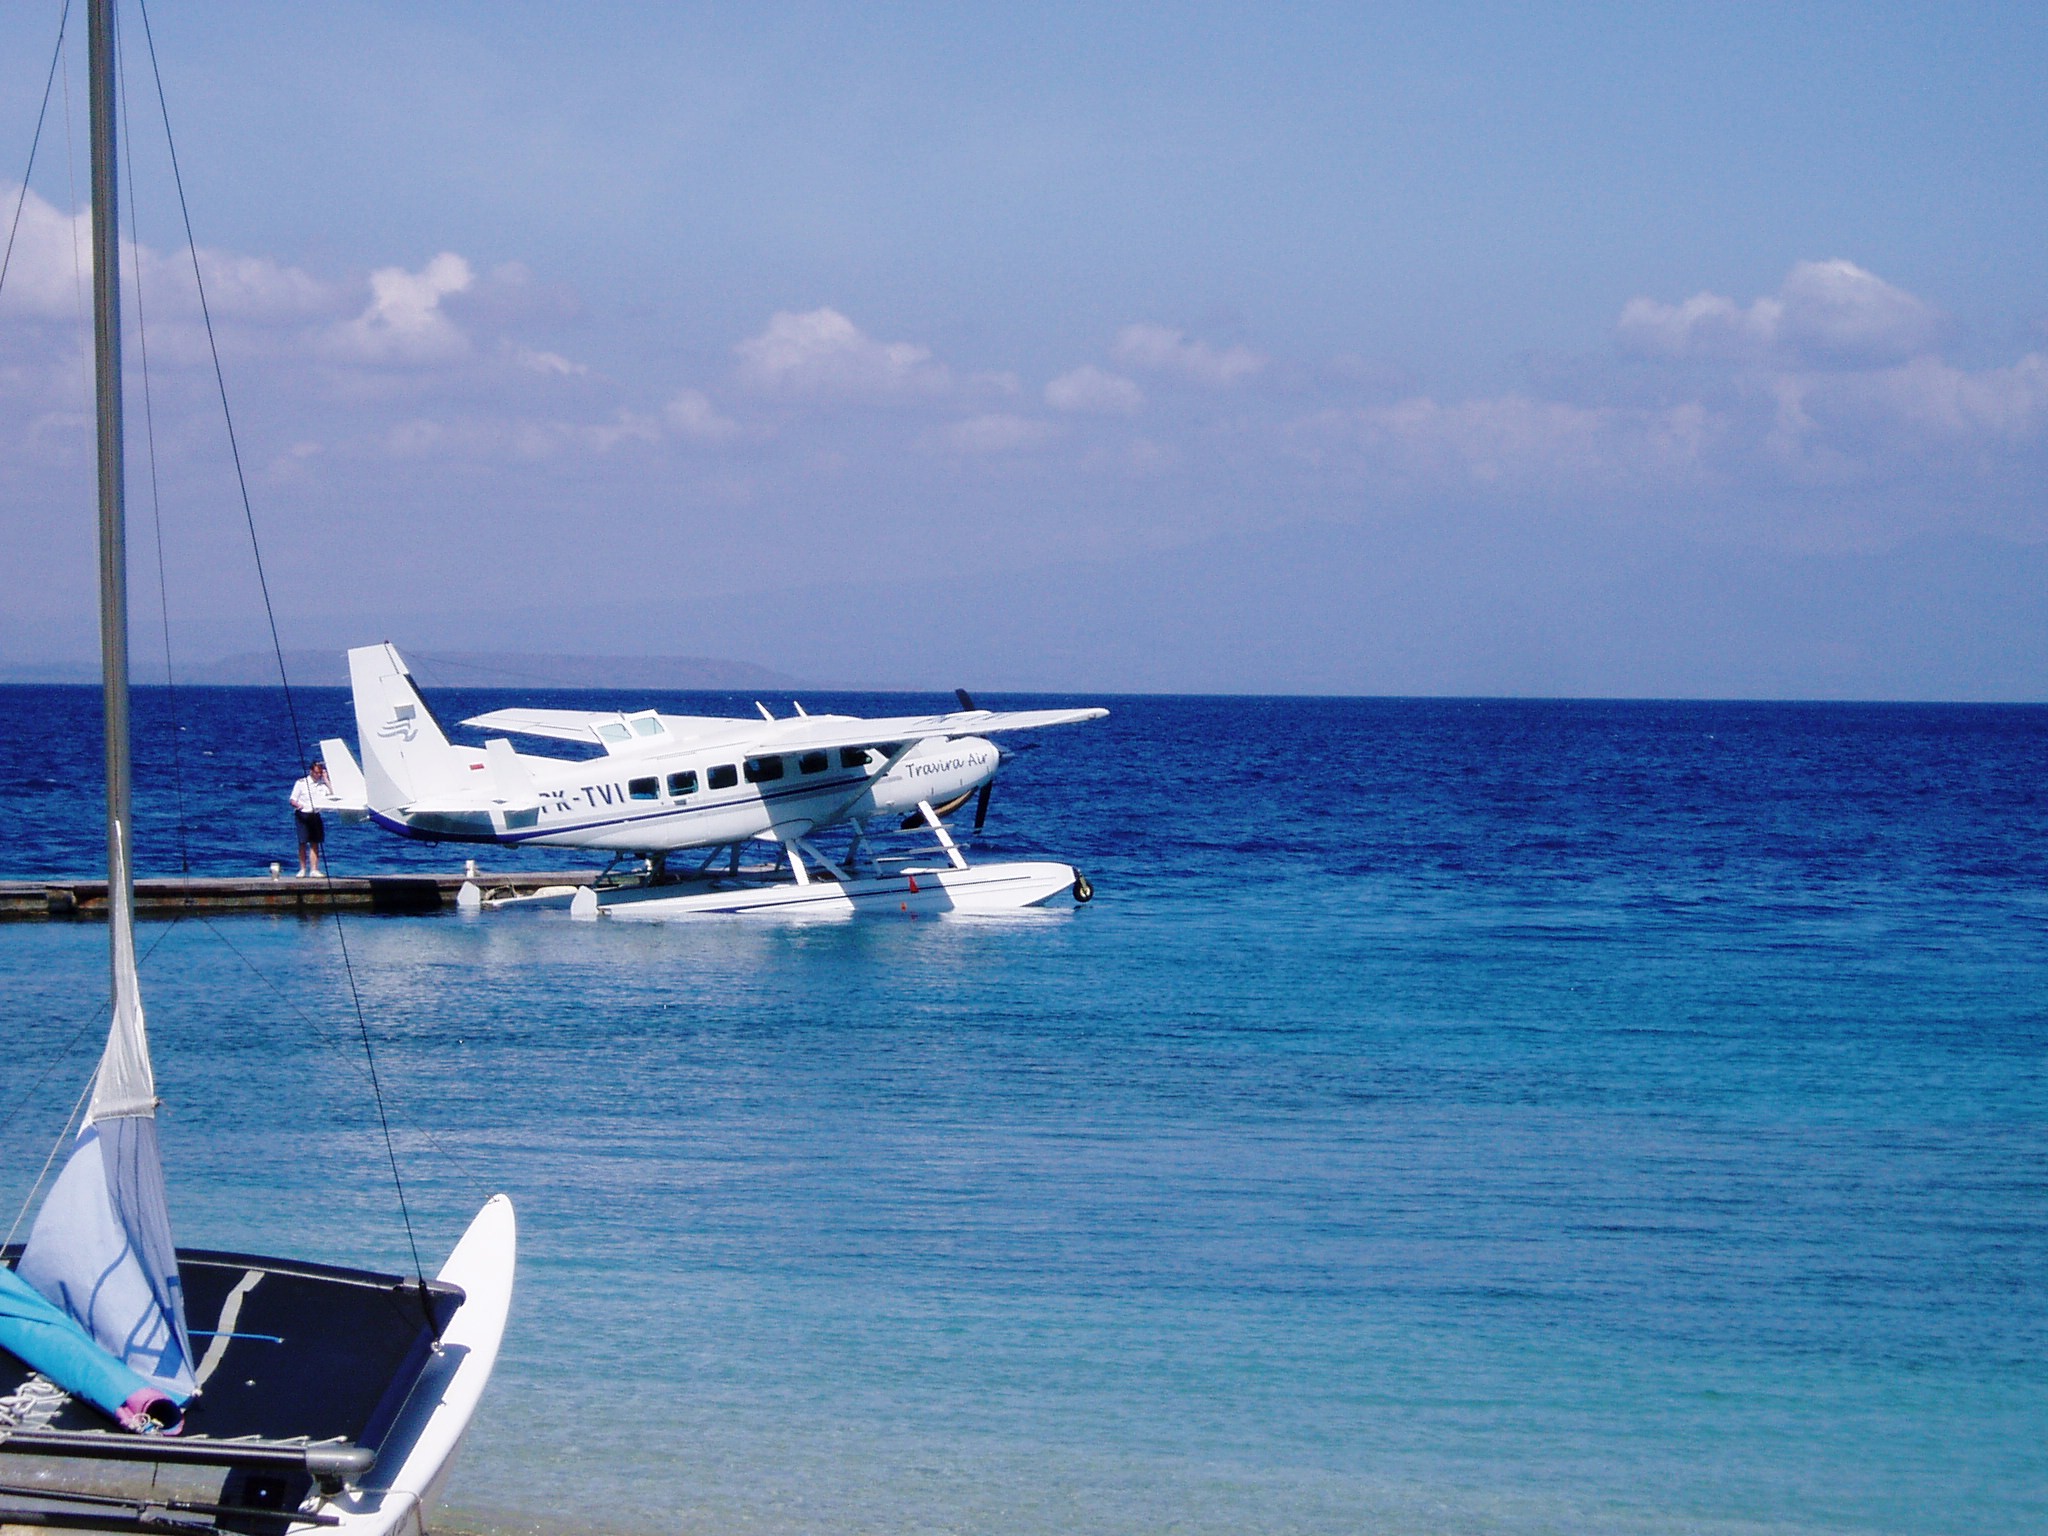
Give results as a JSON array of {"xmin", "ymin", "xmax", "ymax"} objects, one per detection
[
  {"xmin": 0, "ymin": 1196, "xmax": 515, "ymax": 1536},
  {"xmin": 320, "ymin": 1194, "xmax": 517, "ymax": 1534}
]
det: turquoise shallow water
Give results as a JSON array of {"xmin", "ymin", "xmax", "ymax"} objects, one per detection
[{"xmin": 3, "ymin": 688, "xmax": 2046, "ymax": 1533}]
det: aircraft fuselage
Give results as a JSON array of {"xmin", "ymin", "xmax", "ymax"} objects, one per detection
[{"xmin": 371, "ymin": 734, "xmax": 1000, "ymax": 854}]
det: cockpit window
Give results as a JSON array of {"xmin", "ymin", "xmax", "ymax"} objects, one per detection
[
  {"xmin": 839, "ymin": 747, "xmax": 869, "ymax": 769},
  {"xmin": 707, "ymin": 763, "xmax": 738, "ymax": 790},
  {"xmin": 798, "ymin": 751, "xmax": 828, "ymax": 774},
  {"xmin": 744, "ymin": 755, "xmax": 785, "ymax": 783},
  {"xmin": 667, "ymin": 770, "xmax": 697, "ymax": 797}
]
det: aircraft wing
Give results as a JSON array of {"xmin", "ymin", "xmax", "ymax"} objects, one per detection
[
  {"xmin": 458, "ymin": 707, "xmax": 749, "ymax": 750},
  {"xmin": 458, "ymin": 707, "xmax": 620, "ymax": 745},
  {"xmin": 460, "ymin": 704, "xmax": 1107, "ymax": 754},
  {"xmin": 749, "ymin": 707, "xmax": 1109, "ymax": 753}
]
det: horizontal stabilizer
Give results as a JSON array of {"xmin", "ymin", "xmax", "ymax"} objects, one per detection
[
  {"xmin": 318, "ymin": 739, "xmax": 370, "ymax": 818},
  {"xmin": 484, "ymin": 737, "xmax": 538, "ymax": 804}
]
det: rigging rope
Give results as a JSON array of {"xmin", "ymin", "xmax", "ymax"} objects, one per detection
[
  {"xmin": 132, "ymin": 0, "xmax": 429, "ymax": 1297},
  {"xmin": 116, "ymin": 2, "xmax": 192, "ymax": 880},
  {"xmin": 59, "ymin": 8, "xmax": 92, "ymax": 442},
  {"xmin": 3, "ymin": 1077, "xmax": 95, "ymax": 1255},
  {"xmin": 0, "ymin": 0, "xmax": 70, "ymax": 302}
]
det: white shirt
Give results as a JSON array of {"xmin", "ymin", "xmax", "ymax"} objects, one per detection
[{"xmin": 290, "ymin": 774, "xmax": 337, "ymax": 813}]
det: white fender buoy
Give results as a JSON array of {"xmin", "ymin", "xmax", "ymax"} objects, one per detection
[
  {"xmin": 569, "ymin": 887, "xmax": 600, "ymax": 921},
  {"xmin": 456, "ymin": 880, "xmax": 483, "ymax": 911}
]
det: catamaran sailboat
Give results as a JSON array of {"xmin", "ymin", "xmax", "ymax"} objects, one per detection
[{"xmin": 1, "ymin": 4, "xmax": 514, "ymax": 1530}]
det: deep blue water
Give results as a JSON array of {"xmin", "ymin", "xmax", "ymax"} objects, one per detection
[{"xmin": 3, "ymin": 685, "xmax": 2045, "ymax": 1534}]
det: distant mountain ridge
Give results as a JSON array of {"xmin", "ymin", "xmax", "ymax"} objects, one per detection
[{"xmin": 0, "ymin": 651, "xmax": 807, "ymax": 690}]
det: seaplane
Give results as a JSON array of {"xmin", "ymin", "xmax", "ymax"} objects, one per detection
[{"xmin": 322, "ymin": 642, "xmax": 1107, "ymax": 918}]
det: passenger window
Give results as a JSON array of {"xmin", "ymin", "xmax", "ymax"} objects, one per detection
[
  {"xmin": 839, "ymin": 747, "xmax": 869, "ymax": 769},
  {"xmin": 597, "ymin": 722, "xmax": 631, "ymax": 744},
  {"xmin": 628, "ymin": 777, "xmax": 659, "ymax": 801},
  {"xmin": 744, "ymin": 755, "xmax": 785, "ymax": 783},
  {"xmin": 707, "ymin": 764, "xmax": 738, "ymax": 790},
  {"xmin": 667, "ymin": 770, "xmax": 697, "ymax": 797},
  {"xmin": 799, "ymin": 751, "xmax": 828, "ymax": 774}
]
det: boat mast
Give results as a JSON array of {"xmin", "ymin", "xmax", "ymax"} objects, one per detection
[{"xmin": 88, "ymin": 0, "xmax": 134, "ymax": 944}]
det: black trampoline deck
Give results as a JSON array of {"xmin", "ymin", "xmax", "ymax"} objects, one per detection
[{"xmin": 0, "ymin": 1248, "xmax": 462, "ymax": 1532}]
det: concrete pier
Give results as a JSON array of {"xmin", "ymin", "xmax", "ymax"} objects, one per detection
[{"xmin": 0, "ymin": 871, "xmax": 603, "ymax": 920}]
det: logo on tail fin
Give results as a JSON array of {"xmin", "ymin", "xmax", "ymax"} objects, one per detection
[{"xmin": 378, "ymin": 705, "xmax": 419, "ymax": 743}]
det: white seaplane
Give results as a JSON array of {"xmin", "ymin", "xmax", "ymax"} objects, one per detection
[{"xmin": 324, "ymin": 643, "xmax": 1106, "ymax": 918}]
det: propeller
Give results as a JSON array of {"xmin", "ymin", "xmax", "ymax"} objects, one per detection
[{"xmin": 899, "ymin": 688, "xmax": 995, "ymax": 830}]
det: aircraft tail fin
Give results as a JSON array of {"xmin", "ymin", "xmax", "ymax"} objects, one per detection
[{"xmin": 348, "ymin": 643, "xmax": 468, "ymax": 810}]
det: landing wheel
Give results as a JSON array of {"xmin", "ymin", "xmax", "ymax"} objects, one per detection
[{"xmin": 1072, "ymin": 872, "xmax": 1094, "ymax": 904}]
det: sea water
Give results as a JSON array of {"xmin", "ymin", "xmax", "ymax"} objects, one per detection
[{"xmin": 1, "ymin": 686, "xmax": 2044, "ymax": 1535}]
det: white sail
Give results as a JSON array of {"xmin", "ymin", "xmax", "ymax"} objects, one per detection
[{"xmin": 16, "ymin": 821, "xmax": 195, "ymax": 1400}]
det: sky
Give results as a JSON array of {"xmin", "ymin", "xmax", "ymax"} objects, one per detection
[{"xmin": 1, "ymin": 1, "xmax": 2044, "ymax": 696}]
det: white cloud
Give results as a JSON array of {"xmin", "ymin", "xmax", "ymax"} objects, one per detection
[
  {"xmin": 1111, "ymin": 323, "xmax": 1265, "ymax": 386},
  {"xmin": 0, "ymin": 185, "xmax": 90, "ymax": 318},
  {"xmin": 1294, "ymin": 395, "xmax": 1713, "ymax": 490},
  {"xmin": 934, "ymin": 412, "xmax": 1054, "ymax": 454},
  {"xmin": 329, "ymin": 252, "xmax": 475, "ymax": 362},
  {"xmin": 186, "ymin": 248, "xmax": 340, "ymax": 322},
  {"xmin": 665, "ymin": 388, "xmax": 741, "ymax": 442},
  {"xmin": 0, "ymin": 184, "xmax": 358, "ymax": 346},
  {"xmin": 1045, "ymin": 364, "xmax": 1143, "ymax": 415},
  {"xmin": 368, "ymin": 388, "xmax": 746, "ymax": 465},
  {"xmin": 1777, "ymin": 260, "xmax": 1940, "ymax": 358},
  {"xmin": 1619, "ymin": 259, "xmax": 1940, "ymax": 366},
  {"xmin": 1775, "ymin": 353, "xmax": 2048, "ymax": 454},
  {"xmin": 507, "ymin": 343, "xmax": 589, "ymax": 377},
  {"xmin": 1618, "ymin": 290, "xmax": 1778, "ymax": 361},
  {"xmin": 584, "ymin": 410, "xmax": 665, "ymax": 452},
  {"xmin": 734, "ymin": 307, "xmax": 951, "ymax": 399}
]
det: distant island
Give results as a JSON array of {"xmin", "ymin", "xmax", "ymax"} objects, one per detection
[{"xmin": 4, "ymin": 650, "xmax": 807, "ymax": 691}]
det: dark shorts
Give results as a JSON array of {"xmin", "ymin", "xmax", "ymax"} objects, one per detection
[{"xmin": 295, "ymin": 810, "xmax": 326, "ymax": 846}]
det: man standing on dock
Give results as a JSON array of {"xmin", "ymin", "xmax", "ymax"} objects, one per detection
[{"xmin": 290, "ymin": 760, "xmax": 337, "ymax": 877}]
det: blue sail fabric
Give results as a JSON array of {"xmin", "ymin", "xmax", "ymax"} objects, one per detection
[
  {"xmin": 0, "ymin": 1264, "xmax": 180, "ymax": 1432},
  {"xmin": 16, "ymin": 1119, "xmax": 195, "ymax": 1403}
]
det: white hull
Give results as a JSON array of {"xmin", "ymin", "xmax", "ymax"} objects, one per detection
[
  {"xmin": 316, "ymin": 1195, "xmax": 517, "ymax": 1535},
  {"xmin": 598, "ymin": 860, "xmax": 1084, "ymax": 919}
]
